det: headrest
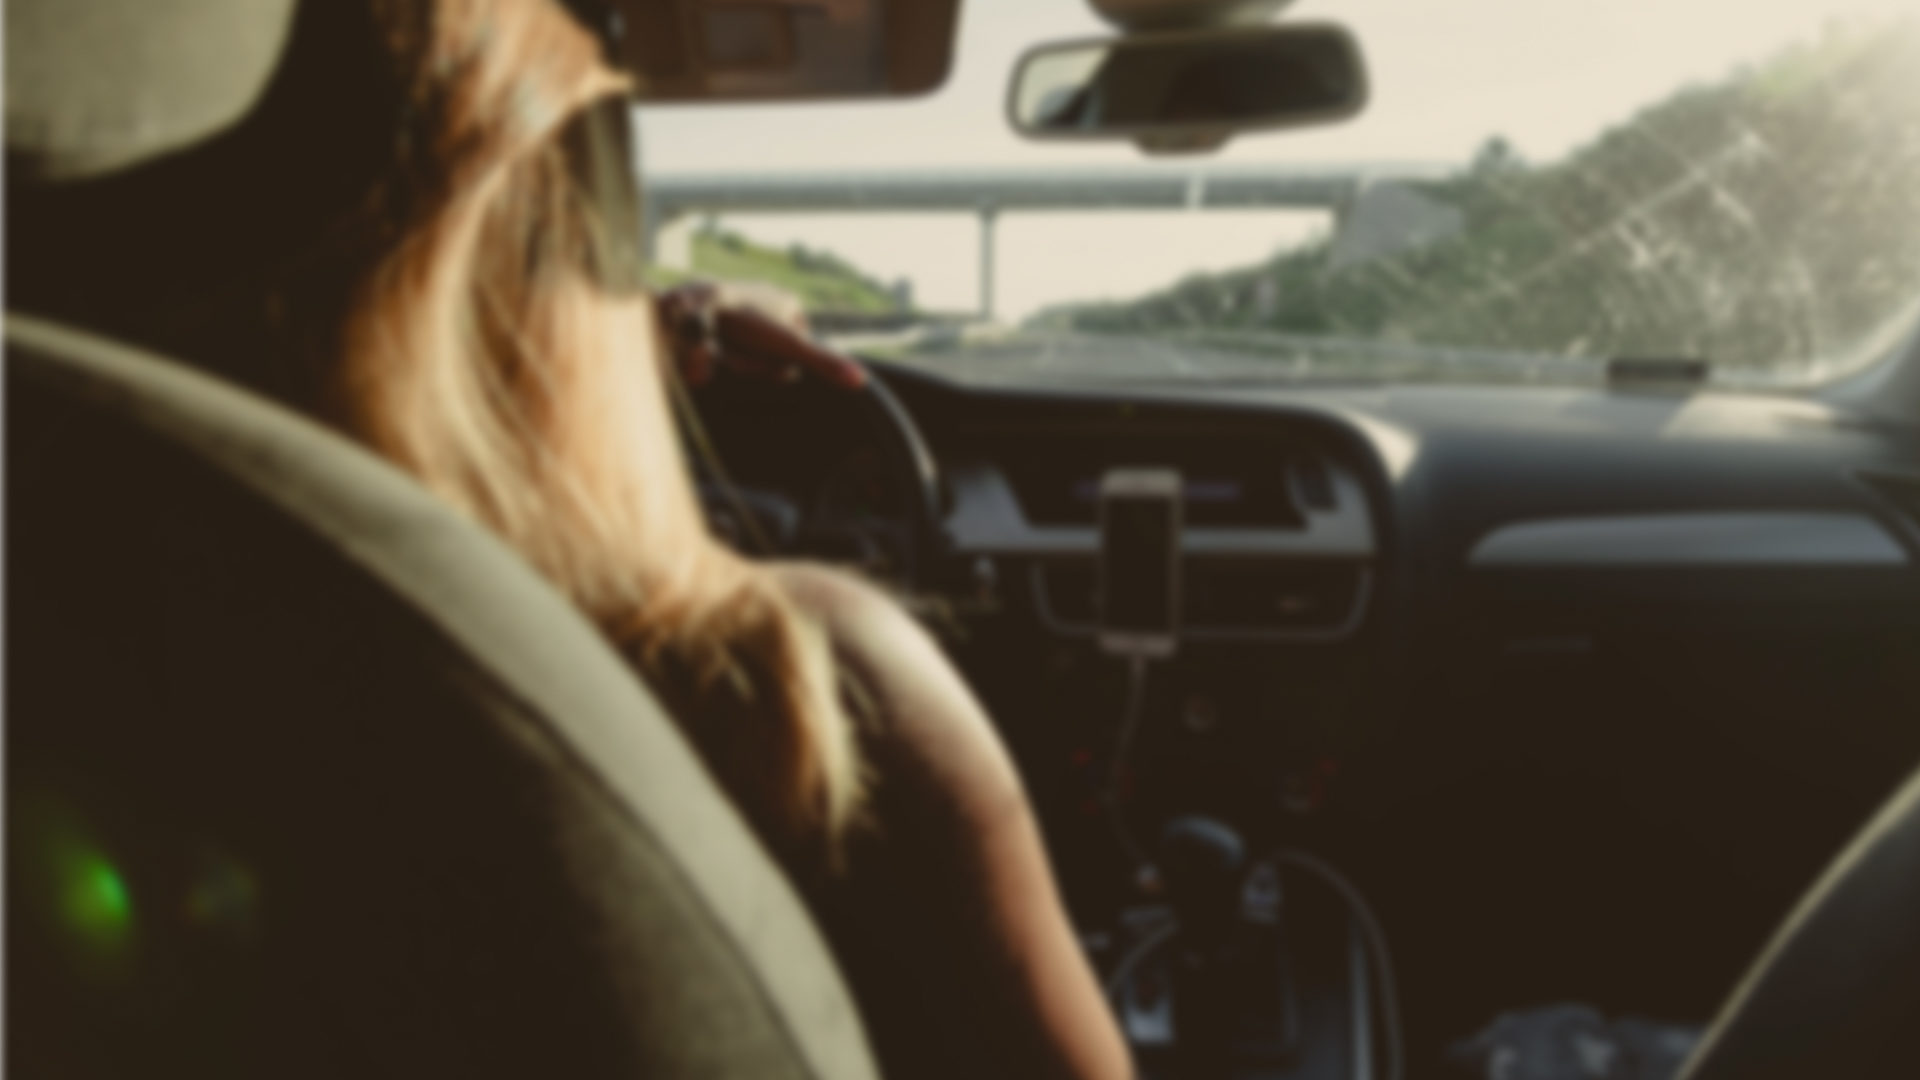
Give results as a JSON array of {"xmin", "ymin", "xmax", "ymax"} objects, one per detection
[{"xmin": 5, "ymin": 0, "xmax": 298, "ymax": 181}]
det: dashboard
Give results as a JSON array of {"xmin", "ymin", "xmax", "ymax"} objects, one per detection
[{"xmin": 690, "ymin": 352, "xmax": 1920, "ymax": 1055}]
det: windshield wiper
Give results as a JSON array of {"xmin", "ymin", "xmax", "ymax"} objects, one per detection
[{"xmin": 1607, "ymin": 357, "xmax": 1712, "ymax": 388}]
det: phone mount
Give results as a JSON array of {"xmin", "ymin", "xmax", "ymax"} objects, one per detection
[{"xmin": 1097, "ymin": 468, "xmax": 1184, "ymax": 659}]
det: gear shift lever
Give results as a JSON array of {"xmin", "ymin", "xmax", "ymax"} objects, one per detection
[
  {"xmin": 1152, "ymin": 814, "xmax": 1244, "ymax": 949},
  {"xmin": 1159, "ymin": 815, "xmax": 1246, "ymax": 950},
  {"xmin": 1159, "ymin": 815, "xmax": 1247, "ymax": 1079}
]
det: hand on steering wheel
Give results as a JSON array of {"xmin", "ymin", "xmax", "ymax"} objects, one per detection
[{"xmin": 655, "ymin": 280, "xmax": 868, "ymax": 391}]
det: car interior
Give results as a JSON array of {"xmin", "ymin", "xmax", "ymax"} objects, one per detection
[{"xmin": 9, "ymin": 1, "xmax": 1920, "ymax": 1079}]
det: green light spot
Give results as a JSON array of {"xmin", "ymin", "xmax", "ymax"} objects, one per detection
[
  {"xmin": 59, "ymin": 851, "xmax": 133, "ymax": 952},
  {"xmin": 18, "ymin": 790, "xmax": 139, "ymax": 977}
]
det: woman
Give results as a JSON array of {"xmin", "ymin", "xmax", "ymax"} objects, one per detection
[{"xmin": 31, "ymin": 1, "xmax": 1130, "ymax": 1076}]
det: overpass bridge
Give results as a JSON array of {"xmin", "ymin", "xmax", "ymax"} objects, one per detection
[{"xmin": 643, "ymin": 163, "xmax": 1457, "ymax": 318}]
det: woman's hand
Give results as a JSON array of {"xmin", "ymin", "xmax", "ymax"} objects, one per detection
[{"xmin": 655, "ymin": 280, "xmax": 868, "ymax": 391}]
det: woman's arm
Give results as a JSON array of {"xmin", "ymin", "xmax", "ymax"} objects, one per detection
[{"xmin": 774, "ymin": 563, "xmax": 1133, "ymax": 1080}]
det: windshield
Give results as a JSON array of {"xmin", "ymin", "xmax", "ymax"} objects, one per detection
[{"xmin": 635, "ymin": 0, "xmax": 1920, "ymax": 387}]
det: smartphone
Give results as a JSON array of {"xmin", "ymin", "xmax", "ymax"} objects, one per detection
[{"xmin": 1099, "ymin": 468, "xmax": 1183, "ymax": 658}]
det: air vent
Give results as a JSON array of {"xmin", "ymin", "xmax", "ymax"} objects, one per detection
[
  {"xmin": 993, "ymin": 435, "xmax": 1307, "ymax": 528},
  {"xmin": 1035, "ymin": 559, "xmax": 1368, "ymax": 639}
]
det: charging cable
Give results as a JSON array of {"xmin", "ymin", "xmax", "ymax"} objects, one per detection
[
  {"xmin": 1103, "ymin": 654, "xmax": 1155, "ymax": 878},
  {"xmin": 1269, "ymin": 849, "xmax": 1404, "ymax": 1080}
]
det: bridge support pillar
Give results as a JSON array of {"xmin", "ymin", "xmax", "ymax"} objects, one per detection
[{"xmin": 978, "ymin": 205, "xmax": 999, "ymax": 322}]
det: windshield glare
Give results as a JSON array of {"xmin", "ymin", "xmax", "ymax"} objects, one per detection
[{"xmin": 635, "ymin": 0, "xmax": 1920, "ymax": 388}]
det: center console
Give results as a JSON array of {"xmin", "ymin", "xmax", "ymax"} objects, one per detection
[
  {"xmin": 869, "ymin": 376, "xmax": 1403, "ymax": 1076},
  {"xmin": 1097, "ymin": 817, "xmax": 1398, "ymax": 1080},
  {"xmin": 936, "ymin": 430, "xmax": 1395, "ymax": 1077}
]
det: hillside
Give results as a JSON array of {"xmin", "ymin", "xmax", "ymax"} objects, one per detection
[
  {"xmin": 650, "ymin": 226, "xmax": 909, "ymax": 316},
  {"xmin": 1043, "ymin": 17, "xmax": 1920, "ymax": 377}
]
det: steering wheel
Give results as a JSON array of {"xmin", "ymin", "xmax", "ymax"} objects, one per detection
[
  {"xmin": 682, "ymin": 365, "xmax": 946, "ymax": 590},
  {"xmin": 656, "ymin": 282, "xmax": 945, "ymax": 586},
  {"xmin": 851, "ymin": 369, "xmax": 946, "ymax": 584}
]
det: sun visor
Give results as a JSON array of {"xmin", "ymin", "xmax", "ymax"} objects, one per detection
[
  {"xmin": 5, "ymin": 0, "xmax": 297, "ymax": 182},
  {"xmin": 597, "ymin": 0, "xmax": 959, "ymax": 102}
]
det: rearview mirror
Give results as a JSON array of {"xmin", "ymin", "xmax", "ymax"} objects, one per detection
[{"xmin": 1007, "ymin": 23, "xmax": 1367, "ymax": 153}]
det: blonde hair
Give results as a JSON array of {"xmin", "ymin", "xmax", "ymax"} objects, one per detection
[{"xmin": 326, "ymin": 0, "xmax": 863, "ymax": 867}]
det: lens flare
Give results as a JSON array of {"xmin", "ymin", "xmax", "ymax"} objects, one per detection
[
  {"xmin": 57, "ymin": 847, "xmax": 134, "ymax": 952},
  {"xmin": 17, "ymin": 790, "xmax": 138, "ymax": 971}
]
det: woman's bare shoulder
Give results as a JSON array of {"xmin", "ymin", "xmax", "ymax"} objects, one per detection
[
  {"xmin": 771, "ymin": 564, "xmax": 1134, "ymax": 1080},
  {"xmin": 767, "ymin": 563, "xmax": 959, "ymax": 690},
  {"xmin": 767, "ymin": 562, "xmax": 916, "ymax": 649},
  {"xmin": 769, "ymin": 562, "xmax": 1022, "ymax": 819}
]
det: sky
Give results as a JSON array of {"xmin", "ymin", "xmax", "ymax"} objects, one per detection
[{"xmin": 635, "ymin": 0, "xmax": 1917, "ymax": 321}]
